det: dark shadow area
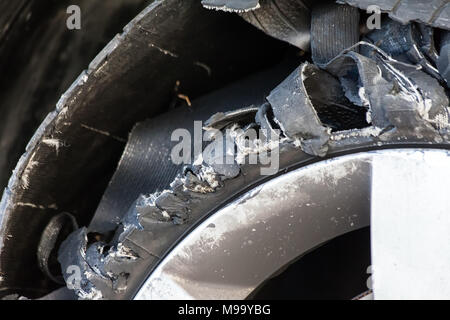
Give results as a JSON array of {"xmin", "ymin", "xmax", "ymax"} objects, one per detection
[{"xmin": 252, "ymin": 227, "xmax": 371, "ymax": 300}]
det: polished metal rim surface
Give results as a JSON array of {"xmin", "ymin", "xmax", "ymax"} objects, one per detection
[{"xmin": 134, "ymin": 148, "xmax": 450, "ymax": 300}]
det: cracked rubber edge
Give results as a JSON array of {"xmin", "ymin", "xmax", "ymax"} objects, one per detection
[{"xmin": 201, "ymin": 0, "xmax": 260, "ymax": 12}]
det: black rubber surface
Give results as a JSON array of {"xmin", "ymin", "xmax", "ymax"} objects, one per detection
[
  {"xmin": 311, "ymin": 2, "xmax": 360, "ymax": 65},
  {"xmin": 239, "ymin": 0, "xmax": 315, "ymax": 50},
  {"xmin": 0, "ymin": 0, "xmax": 149, "ymax": 198},
  {"xmin": 0, "ymin": 0, "xmax": 288, "ymax": 298}
]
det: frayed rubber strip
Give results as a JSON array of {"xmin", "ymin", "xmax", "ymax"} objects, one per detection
[{"xmin": 201, "ymin": 0, "xmax": 260, "ymax": 12}]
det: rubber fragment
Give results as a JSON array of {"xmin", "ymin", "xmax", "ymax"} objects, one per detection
[
  {"xmin": 338, "ymin": 0, "xmax": 450, "ymax": 30},
  {"xmin": 416, "ymin": 24, "xmax": 440, "ymax": 64},
  {"xmin": 201, "ymin": 0, "xmax": 260, "ymax": 12},
  {"xmin": 311, "ymin": 2, "xmax": 360, "ymax": 65},
  {"xmin": 203, "ymin": 107, "xmax": 263, "ymax": 178},
  {"xmin": 361, "ymin": 18, "xmax": 443, "ymax": 82},
  {"xmin": 266, "ymin": 63, "xmax": 331, "ymax": 156},
  {"xmin": 58, "ymin": 227, "xmax": 145, "ymax": 300},
  {"xmin": 58, "ymin": 42, "xmax": 450, "ymax": 300},
  {"xmin": 255, "ymin": 102, "xmax": 280, "ymax": 139},
  {"xmin": 58, "ymin": 228, "xmax": 106, "ymax": 300},
  {"xmin": 239, "ymin": 0, "xmax": 312, "ymax": 50},
  {"xmin": 438, "ymin": 31, "xmax": 450, "ymax": 88},
  {"xmin": 204, "ymin": 106, "xmax": 259, "ymax": 130},
  {"xmin": 324, "ymin": 46, "xmax": 449, "ymax": 135},
  {"xmin": 37, "ymin": 212, "xmax": 78, "ymax": 284}
]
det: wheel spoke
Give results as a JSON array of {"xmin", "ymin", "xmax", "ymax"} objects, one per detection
[{"xmin": 370, "ymin": 149, "xmax": 450, "ymax": 299}]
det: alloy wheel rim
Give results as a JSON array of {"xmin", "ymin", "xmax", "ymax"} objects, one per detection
[{"xmin": 134, "ymin": 148, "xmax": 450, "ymax": 300}]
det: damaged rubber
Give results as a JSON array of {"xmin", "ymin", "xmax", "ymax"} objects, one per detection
[
  {"xmin": 58, "ymin": 37, "xmax": 450, "ymax": 299},
  {"xmin": 338, "ymin": 0, "xmax": 450, "ymax": 30},
  {"xmin": 361, "ymin": 18, "xmax": 444, "ymax": 83},
  {"xmin": 238, "ymin": 0, "xmax": 313, "ymax": 50}
]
